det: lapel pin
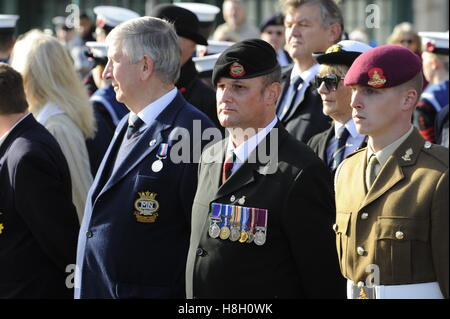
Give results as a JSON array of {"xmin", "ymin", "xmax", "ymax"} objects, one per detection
[
  {"xmin": 424, "ymin": 141, "xmax": 432, "ymax": 149},
  {"xmin": 149, "ymin": 139, "xmax": 157, "ymax": 147}
]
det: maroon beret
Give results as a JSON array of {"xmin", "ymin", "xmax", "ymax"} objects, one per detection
[{"xmin": 344, "ymin": 44, "xmax": 422, "ymax": 88}]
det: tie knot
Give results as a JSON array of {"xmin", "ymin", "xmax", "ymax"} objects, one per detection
[
  {"xmin": 126, "ymin": 114, "xmax": 145, "ymax": 139},
  {"xmin": 292, "ymin": 76, "xmax": 303, "ymax": 88},
  {"xmin": 337, "ymin": 126, "xmax": 350, "ymax": 140}
]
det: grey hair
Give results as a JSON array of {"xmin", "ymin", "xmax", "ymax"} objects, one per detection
[
  {"xmin": 108, "ymin": 17, "xmax": 181, "ymax": 84},
  {"xmin": 281, "ymin": 0, "xmax": 344, "ymax": 35}
]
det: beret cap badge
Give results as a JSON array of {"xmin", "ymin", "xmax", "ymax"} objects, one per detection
[
  {"xmin": 367, "ymin": 67, "xmax": 387, "ymax": 88},
  {"xmin": 229, "ymin": 62, "xmax": 246, "ymax": 78}
]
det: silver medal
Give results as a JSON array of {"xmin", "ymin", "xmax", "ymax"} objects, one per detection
[
  {"xmin": 152, "ymin": 159, "xmax": 163, "ymax": 172},
  {"xmin": 209, "ymin": 222, "xmax": 220, "ymax": 238},
  {"xmin": 247, "ymin": 230, "xmax": 254, "ymax": 243},
  {"xmin": 230, "ymin": 227, "xmax": 240, "ymax": 242},
  {"xmin": 254, "ymin": 231, "xmax": 266, "ymax": 246}
]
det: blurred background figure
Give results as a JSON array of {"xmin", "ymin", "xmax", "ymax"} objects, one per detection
[
  {"xmin": 213, "ymin": 0, "xmax": 259, "ymax": 42},
  {"xmin": 153, "ymin": 4, "xmax": 220, "ymax": 129},
  {"xmin": 84, "ymin": 6, "xmax": 140, "ymax": 96},
  {"xmin": 0, "ymin": 14, "xmax": 19, "ymax": 63},
  {"xmin": 387, "ymin": 22, "xmax": 422, "ymax": 56},
  {"xmin": 260, "ymin": 12, "xmax": 292, "ymax": 67},
  {"xmin": 52, "ymin": 16, "xmax": 92, "ymax": 79},
  {"xmin": 93, "ymin": 5, "xmax": 140, "ymax": 43},
  {"xmin": 414, "ymin": 31, "xmax": 449, "ymax": 143},
  {"xmin": 175, "ymin": 2, "xmax": 221, "ymax": 41},
  {"xmin": 10, "ymin": 29, "xmax": 96, "ymax": 222},
  {"xmin": 348, "ymin": 27, "xmax": 370, "ymax": 44},
  {"xmin": 78, "ymin": 12, "xmax": 96, "ymax": 43}
]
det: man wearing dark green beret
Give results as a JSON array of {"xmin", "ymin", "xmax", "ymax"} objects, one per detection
[
  {"xmin": 335, "ymin": 45, "xmax": 449, "ymax": 299},
  {"xmin": 185, "ymin": 39, "xmax": 346, "ymax": 299}
]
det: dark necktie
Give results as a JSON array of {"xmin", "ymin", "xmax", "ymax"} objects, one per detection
[
  {"xmin": 278, "ymin": 76, "xmax": 303, "ymax": 118},
  {"xmin": 330, "ymin": 126, "xmax": 350, "ymax": 170},
  {"xmin": 126, "ymin": 114, "xmax": 145, "ymax": 139},
  {"xmin": 222, "ymin": 150, "xmax": 235, "ymax": 185}
]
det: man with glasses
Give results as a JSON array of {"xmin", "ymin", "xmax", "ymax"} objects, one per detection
[
  {"xmin": 308, "ymin": 40, "xmax": 371, "ymax": 174},
  {"xmin": 276, "ymin": 0, "xmax": 343, "ymax": 144},
  {"xmin": 260, "ymin": 13, "xmax": 292, "ymax": 67}
]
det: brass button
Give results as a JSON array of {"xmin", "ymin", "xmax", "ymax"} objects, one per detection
[
  {"xmin": 395, "ymin": 231, "xmax": 405, "ymax": 240},
  {"xmin": 332, "ymin": 223, "xmax": 338, "ymax": 232},
  {"xmin": 361, "ymin": 213, "xmax": 369, "ymax": 220},
  {"xmin": 357, "ymin": 247, "xmax": 365, "ymax": 256}
]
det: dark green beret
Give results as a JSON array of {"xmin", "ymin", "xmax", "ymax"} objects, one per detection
[{"xmin": 212, "ymin": 39, "xmax": 280, "ymax": 86}]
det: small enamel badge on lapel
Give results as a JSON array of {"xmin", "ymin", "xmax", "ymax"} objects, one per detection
[
  {"xmin": 424, "ymin": 141, "xmax": 432, "ymax": 149},
  {"xmin": 401, "ymin": 148, "xmax": 413, "ymax": 161}
]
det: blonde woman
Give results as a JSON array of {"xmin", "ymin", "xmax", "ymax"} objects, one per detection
[
  {"xmin": 387, "ymin": 22, "xmax": 422, "ymax": 55},
  {"xmin": 11, "ymin": 29, "xmax": 95, "ymax": 222}
]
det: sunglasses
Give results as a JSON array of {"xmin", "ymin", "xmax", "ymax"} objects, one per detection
[
  {"xmin": 265, "ymin": 30, "xmax": 284, "ymax": 36},
  {"xmin": 400, "ymin": 39, "xmax": 414, "ymax": 44},
  {"xmin": 314, "ymin": 74, "xmax": 343, "ymax": 91}
]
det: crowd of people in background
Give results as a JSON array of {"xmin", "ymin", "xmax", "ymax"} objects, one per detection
[{"xmin": 0, "ymin": 0, "xmax": 448, "ymax": 300}]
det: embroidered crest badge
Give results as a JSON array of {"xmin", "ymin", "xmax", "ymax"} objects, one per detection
[
  {"xmin": 401, "ymin": 148, "xmax": 413, "ymax": 161},
  {"xmin": 325, "ymin": 44, "xmax": 342, "ymax": 54},
  {"xmin": 230, "ymin": 62, "xmax": 246, "ymax": 77},
  {"xmin": 367, "ymin": 67, "xmax": 387, "ymax": 88},
  {"xmin": 134, "ymin": 191, "xmax": 160, "ymax": 223}
]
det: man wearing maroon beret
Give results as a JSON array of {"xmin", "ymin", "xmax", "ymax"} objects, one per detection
[{"xmin": 334, "ymin": 44, "xmax": 448, "ymax": 299}]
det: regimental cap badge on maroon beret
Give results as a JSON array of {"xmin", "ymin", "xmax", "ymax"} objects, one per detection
[
  {"xmin": 212, "ymin": 39, "xmax": 280, "ymax": 86},
  {"xmin": 367, "ymin": 67, "xmax": 387, "ymax": 88},
  {"xmin": 344, "ymin": 44, "xmax": 422, "ymax": 89}
]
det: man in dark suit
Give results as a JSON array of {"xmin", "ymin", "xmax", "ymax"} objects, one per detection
[
  {"xmin": 75, "ymin": 17, "xmax": 215, "ymax": 299},
  {"xmin": 307, "ymin": 40, "xmax": 371, "ymax": 174},
  {"xmin": 276, "ymin": 0, "xmax": 344, "ymax": 143},
  {"xmin": 185, "ymin": 39, "xmax": 345, "ymax": 299},
  {"xmin": 0, "ymin": 63, "xmax": 79, "ymax": 298},
  {"xmin": 153, "ymin": 4, "xmax": 221, "ymax": 131}
]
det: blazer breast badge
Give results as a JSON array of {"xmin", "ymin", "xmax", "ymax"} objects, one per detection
[{"xmin": 134, "ymin": 191, "xmax": 160, "ymax": 223}]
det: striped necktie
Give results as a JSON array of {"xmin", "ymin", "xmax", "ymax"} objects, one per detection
[
  {"xmin": 330, "ymin": 126, "xmax": 350, "ymax": 170},
  {"xmin": 222, "ymin": 150, "xmax": 235, "ymax": 185},
  {"xmin": 126, "ymin": 114, "xmax": 145, "ymax": 139},
  {"xmin": 278, "ymin": 76, "xmax": 303, "ymax": 118}
]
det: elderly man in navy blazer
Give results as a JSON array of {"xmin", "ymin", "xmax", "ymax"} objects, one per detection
[
  {"xmin": 75, "ymin": 17, "xmax": 215, "ymax": 299},
  {"xmin": 0, "ymin": 63, "xmax": 79, "ymax": 298}
]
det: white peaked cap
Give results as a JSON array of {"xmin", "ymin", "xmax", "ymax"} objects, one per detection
[{"xmin": 174, "ymin": 2, "xmax": 220, "ymax": 22}]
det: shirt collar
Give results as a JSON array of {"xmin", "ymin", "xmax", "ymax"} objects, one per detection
[
  {"xmin": 334, "ymin": 119, "xmax": 361, "ymax": 139},
  {"xmin": 130, "ymin": 88, "xmax": 177, "ymax": 126},
  {"xmin": 227, "ymin": 116, "xmax": 278, "ymax": 164},
  {"xmin": 290, "ymin": 64, "xmax": 320, "ymax": 85},
  {"xmin": 367, "ymin": 125, "xmax": 414, "ymax": 166}
]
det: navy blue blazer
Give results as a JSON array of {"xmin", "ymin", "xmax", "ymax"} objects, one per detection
[
  {"xmin": 0, "ymin": 114, "xmax": 79, "ymax": 298},
  {"xmin": 75, "ymin": 92, "xmax": 216, "ymax": 299}
]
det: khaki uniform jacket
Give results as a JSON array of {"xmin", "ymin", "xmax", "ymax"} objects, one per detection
[{"xmin": 334, "ymin": 129, "xmax": 449, "ymax": 298}]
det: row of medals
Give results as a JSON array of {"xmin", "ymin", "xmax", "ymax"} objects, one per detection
[{"xmin": 209, "ymin": 222, "xmax": 266, "ymax": 246}]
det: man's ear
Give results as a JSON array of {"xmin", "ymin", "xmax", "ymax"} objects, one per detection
[
  {"xmin": 401, "ymin": 88, "xmax": 419, "ymax": 111},
  {"xmin": 141, "ymin": 55, "xmax": 154, "ymax": 80},
  {"xmin": 329, "ymin": 23, "xmax": 342, "ymax": 43},
  {"xmin": 265, "ymin": 82, "xmax": 282, "ymax": 106}
]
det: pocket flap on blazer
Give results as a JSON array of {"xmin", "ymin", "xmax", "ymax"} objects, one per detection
[
  {"xmin": 335, "ymin": 213, "xmax": 351, "ymax": 235},
  {"xmin": 376, "ymin": 217, "xmax": 429, "ymax": 242}
]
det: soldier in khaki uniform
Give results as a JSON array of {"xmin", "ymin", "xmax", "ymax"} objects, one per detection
[{"xmin": 335, "ymin": 45, "xmax": 449, "ymax": 299}]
